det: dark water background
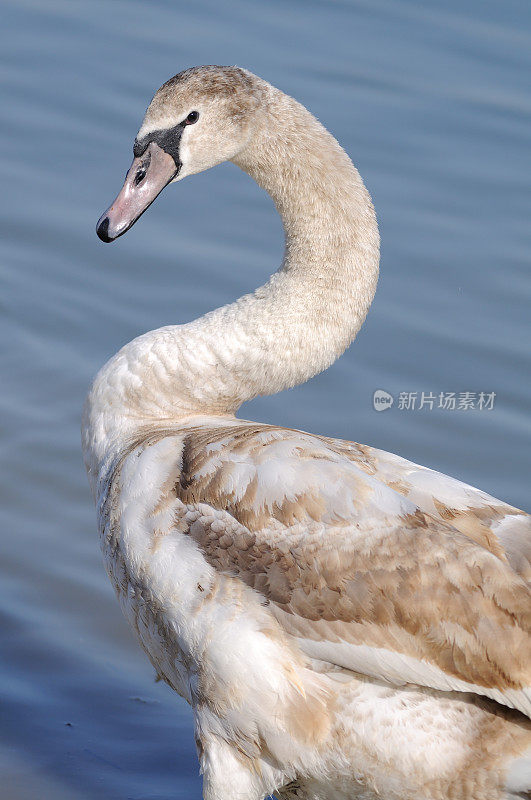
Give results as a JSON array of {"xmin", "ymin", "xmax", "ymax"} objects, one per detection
[{"xmin": 1, "ymin": 1, "xmax": 530, "ymax": 797}]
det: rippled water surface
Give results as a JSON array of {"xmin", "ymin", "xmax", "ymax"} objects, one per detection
[{"xmin": 1, "ymin": 1, "xmax": 530, "ymax": 797}]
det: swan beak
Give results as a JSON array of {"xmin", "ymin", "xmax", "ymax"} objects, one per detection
[{"xmin": 96, "ymin": 142, "xmax": 178, "ymax": 242}]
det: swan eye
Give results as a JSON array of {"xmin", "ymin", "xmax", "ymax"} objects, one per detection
[
  {"xmin": 134, "ymin": 166, "xmax": 147, "ymax": 186},
  {"xmin": 185, "ymin": 111, "xmax": 199, "ymax": 125}
]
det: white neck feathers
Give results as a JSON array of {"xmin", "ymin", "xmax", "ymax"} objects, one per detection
[{"xmin": 82, "ymin": 82, "xmax": 379, "ymax": 485}]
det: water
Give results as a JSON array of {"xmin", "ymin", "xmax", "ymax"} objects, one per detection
[{"xmin": 1, "ymin": 1, "xmax": 530, "ymax": 797}]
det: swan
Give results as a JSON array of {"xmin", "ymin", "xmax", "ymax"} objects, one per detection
[{"xmin": 84, "ymin": 66, "xmax": 531, "ymax": 800}]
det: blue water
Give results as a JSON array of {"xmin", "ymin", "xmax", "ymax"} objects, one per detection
[{"xmin": 1, "ymin": 1, "xmax": 530, "ymax": 797}]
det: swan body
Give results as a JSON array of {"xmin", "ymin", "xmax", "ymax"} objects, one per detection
[{"xmin": 83, "ymin": 66, "xmax": 531, "ymax": 800}]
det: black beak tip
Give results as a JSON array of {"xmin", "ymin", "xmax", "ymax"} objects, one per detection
[{"xmin": 96, "ymin": 216, "xmax": 113, "ymax": 243}]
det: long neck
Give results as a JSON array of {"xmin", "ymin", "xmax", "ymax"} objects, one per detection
[{"xmin": 83, "ymin": 85, "xmax": 379, "ymax": 482}]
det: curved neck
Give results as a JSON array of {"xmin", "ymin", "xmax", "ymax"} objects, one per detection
[
  {"xmin": 83, "ymin": 85, "xmax": 379, "ymax": 482},
  {"xmin": 228, "ymin": 85, "xmax": 380, "ymax": 403}
]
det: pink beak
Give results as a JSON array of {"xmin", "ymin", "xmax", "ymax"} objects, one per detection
[{"xmin": 96, "ymin": 142, "xmax": 178, "ymax": 242}]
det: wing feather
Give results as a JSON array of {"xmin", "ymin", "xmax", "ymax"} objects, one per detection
[
  {"xmin": 172, "ymin": 421, "xmax": 531, "ymax": 716},
  {"xmin": 326, "ymin": 437, "xmax": 531, "ymax": 580}
]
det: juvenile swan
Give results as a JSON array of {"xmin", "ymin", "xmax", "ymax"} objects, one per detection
[{"xmin": 84, "ymin": 66, "xmax": 531, "ymax": 800}]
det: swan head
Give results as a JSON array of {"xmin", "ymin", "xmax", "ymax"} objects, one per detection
[{"xmin": 96, "ymin": 65, "xmax": 262, "ymax": 242}]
